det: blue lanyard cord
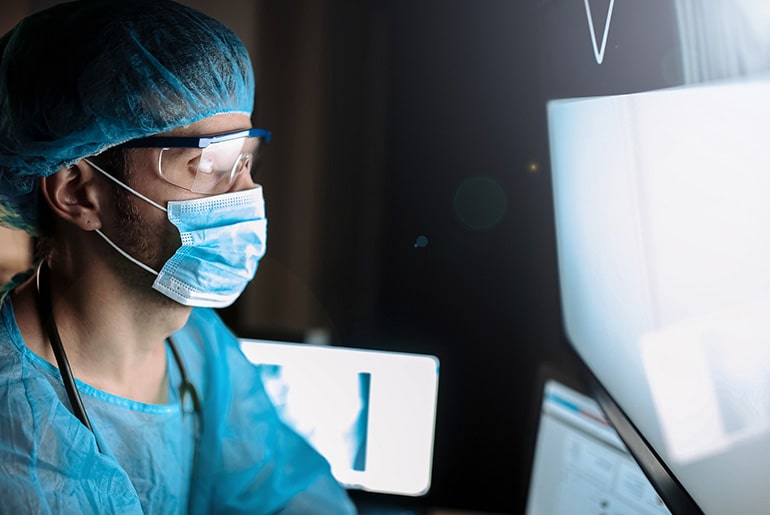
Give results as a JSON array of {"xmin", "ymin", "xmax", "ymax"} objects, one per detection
[{"xmin": 34, "ymin": 262, "xmax": 202, "ymax": 449}]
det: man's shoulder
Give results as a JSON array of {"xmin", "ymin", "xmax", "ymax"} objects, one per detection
[{"xmin": 0, "ymin": 292, "xmax": 24, "ymax": 371}]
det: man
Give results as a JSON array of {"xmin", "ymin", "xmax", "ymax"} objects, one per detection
[{"xmin": 0, "ymin": 0, "xmax": 356, "ymax": 513}]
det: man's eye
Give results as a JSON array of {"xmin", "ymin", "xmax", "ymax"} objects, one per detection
[{"xmin": 196, "ymin": 155, "xmax": 215, "ymax": 174}]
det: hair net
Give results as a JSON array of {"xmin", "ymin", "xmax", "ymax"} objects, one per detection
[{"xmin": 0, "ymin": 0, "xmax": 255, "ymax": 234}]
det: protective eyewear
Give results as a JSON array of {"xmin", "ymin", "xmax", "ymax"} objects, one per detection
[{"xmin": 118, "ymin": 128, "xmax": 271, "ymax": 194}]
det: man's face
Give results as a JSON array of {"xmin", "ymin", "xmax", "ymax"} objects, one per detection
[{"xmin": 102, "ymin": 113, "xmax": 254, "ymax": 291}]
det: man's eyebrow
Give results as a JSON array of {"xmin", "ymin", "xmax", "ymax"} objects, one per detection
[
  {"xmin": 158, "ymin": 125, "xmax": 194, "ymax": 137},
  {"xmin": 159, "ymin": 125, "xmax": 254, "ymax": 138}
]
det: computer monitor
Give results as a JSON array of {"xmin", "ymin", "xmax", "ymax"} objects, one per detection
[
  {"xmin": 525, "ymin": 365, "xmax": 671, "ymax": 515},
  {"xmin": 239, "ymin": 339, "xmax": 440, "ymax": 497},
  {"xmin": 548, "ymin": 73, "xmax": 770, "ymax": 514}
]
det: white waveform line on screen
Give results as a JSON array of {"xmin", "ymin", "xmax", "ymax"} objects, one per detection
[{"xmin": 584, "ymin": 0, "xmax": 616, "ymax": 64}]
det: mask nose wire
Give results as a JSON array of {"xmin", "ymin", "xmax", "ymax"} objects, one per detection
[{"xmin": 83, "ymin": 158, "xmax": 163, "ymax": 276}]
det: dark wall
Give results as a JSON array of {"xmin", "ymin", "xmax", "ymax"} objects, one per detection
[
  {"xmin": 357, "ymin": 2, "xmax": 564, "ymax": 512},
  {"xmin": 232, "ymin": 2, "xmax": 580, "ymax": 513}
]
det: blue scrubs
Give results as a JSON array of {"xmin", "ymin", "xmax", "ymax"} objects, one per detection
[{"xmin": 0, "ymin": 282, "xmax": 356, "ymax": 514}]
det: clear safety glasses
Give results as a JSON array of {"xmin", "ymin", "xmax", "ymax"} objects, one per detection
[{"xmin": 118, "ymin": 128, "xmax": 271, "ymax": 194}]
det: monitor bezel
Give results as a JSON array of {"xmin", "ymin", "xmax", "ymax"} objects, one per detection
[{"xmin": 573, "ymin": 349, "xmax": 705, "ymax": 515}]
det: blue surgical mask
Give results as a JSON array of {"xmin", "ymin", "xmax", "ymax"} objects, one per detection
[{"xmin": 85, "ymin": 159, "xmax": 267, "ymax": 308}]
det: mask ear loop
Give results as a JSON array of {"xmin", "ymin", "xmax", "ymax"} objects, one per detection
[
  {"xmin": 84, "ymin": 158, "xmax": 167, "ymax": 211},
  {"xmin": 35, "ymin": 261, "xmax": 100, "ymax": 448}
]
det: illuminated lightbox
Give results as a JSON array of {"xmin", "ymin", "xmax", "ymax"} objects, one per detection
[{"xmin": 240, "ymin": 339, "xmax": 440, "ymax": 497}]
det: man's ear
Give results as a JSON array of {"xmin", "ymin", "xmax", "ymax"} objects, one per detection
[{"xmin": 39, "ymin": 161, "xmax": 105, "ymax": 231}]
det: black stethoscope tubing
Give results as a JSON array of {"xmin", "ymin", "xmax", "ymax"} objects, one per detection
[{"xmin": 34, "ymin": 262, "xmax": 202, "ymax": 451}]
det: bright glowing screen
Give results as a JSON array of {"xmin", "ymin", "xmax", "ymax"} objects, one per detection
[{"xmin": 549, "ymin": 76, "xmax": 770, "ymax": 514}]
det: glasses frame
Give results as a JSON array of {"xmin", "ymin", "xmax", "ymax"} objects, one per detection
[
  {"xmin": 116, "ymin": 128, "xmax": 272, "ymax": 149},
  {"xmin": 114, "ymin": 128, "xmax": 271, "ymax": 194}
]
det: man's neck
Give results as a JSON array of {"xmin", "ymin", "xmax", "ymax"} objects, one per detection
[{"xmin": 11, "ymin": 260, "xmax": 192, "ymax": 404}]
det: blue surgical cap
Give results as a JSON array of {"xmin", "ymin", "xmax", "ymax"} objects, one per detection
[{"xmin": 0, "ymin": 0, "xmax": 255, "ymax": 234}]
